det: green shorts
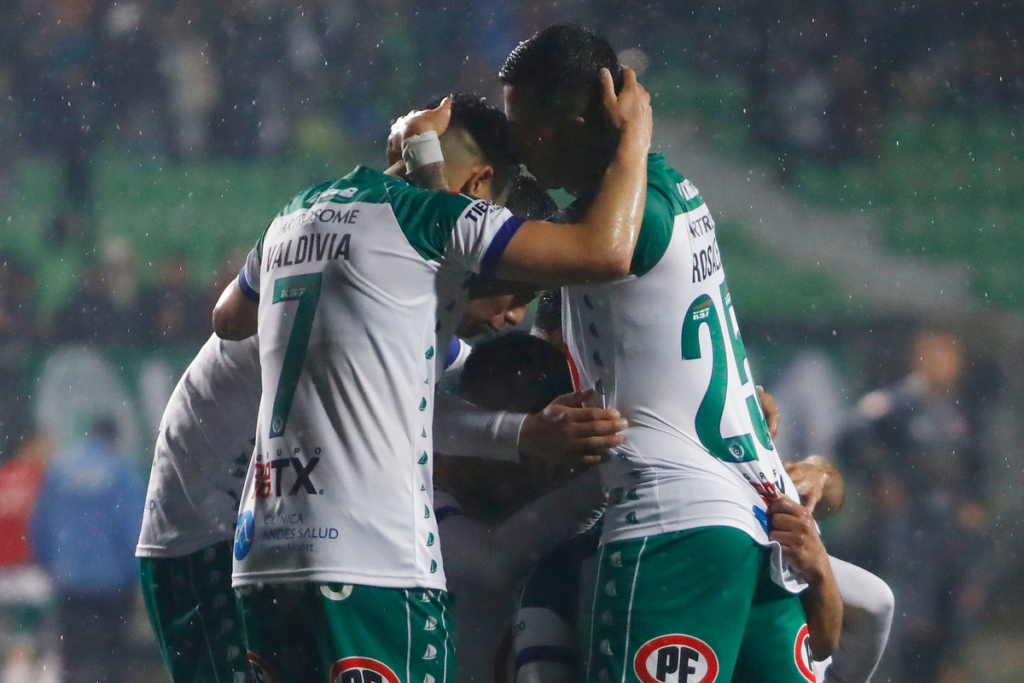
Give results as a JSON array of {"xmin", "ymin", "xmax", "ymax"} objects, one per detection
[
  {"xmin": 236, "ymin": 582, "xmax": 454, "ymax": 683},
  {"xmin": 585, "ymin": 527, "xmax": 814, "ymax": 683},
  {"xmin": 140, "ymin": 540, "xmax": 251, "ymax": 683}
]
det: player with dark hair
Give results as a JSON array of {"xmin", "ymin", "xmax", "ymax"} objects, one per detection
[
  {"xmin": 498, "ymin": 24, "xmax": 843, "ymax": 683},
  {"xmin": 211, "ymin": 72, "xmax": 651, "ymax": 682},
  {"xmin": 459, "ymin": 332, "xmax": 574, "ymax": 414},
  {"xmin": 433, "ymin": 333, "xmax": 604, "ymax": 683},
  {"xmin": 139, "ymin": 85, "xmax": 638, "ymax": 683}
]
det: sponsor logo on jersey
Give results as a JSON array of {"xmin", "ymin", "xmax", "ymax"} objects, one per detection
[
  {"xmin": 234, "ymin": 510, "xmax": 255, "ymax": 560},
  {"xmin": 253, "ymin": 456, "xmax": 320, "ymax": 498},
  {"xmin": 462, "ymin": 200, "xmax": 503, "ymax": 223},
  {"xmin": 678, "ymin": 179, "xmax": 701, "ymax": 202},
  {"xmin": 687, "ymin": 214, "xmax": 715, "ymax": 239},
  {"xmin": 794, "ymin": 624, "xmax": 816, "ymax": 682},
  {"xmin": 634, "ymin": 634, "xmax": 719, "ymax": 683},
  {"xmin": 315, "ymin": 187, "xmax": 359, "ymax": 203},
  {"xmin": 247, "ymin": 652, "xmax": 280, "ymax": 683},
  {"xmin": 331, "ymin": 657, "xmax": 400, "ymax": 683}
]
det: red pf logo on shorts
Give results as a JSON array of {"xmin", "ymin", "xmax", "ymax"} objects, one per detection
[
  {"xmin": 247, "ymin": 652, "xmax": 281, "ymax": 683},
  {"xmin": 634, "ymin": 635, "xmax": 719, "ymax": 683},
  {"xmin": 331, "ymin": 657, "xmax": 401, "ymax": 683},
  {"xmin": 794, "ymin": 624, "xmax": 816, "ymax": 682}
]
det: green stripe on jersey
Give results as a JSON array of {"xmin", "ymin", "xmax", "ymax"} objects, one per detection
[
  {"xmin": 630, "ymin": 153, "xmax": 706, "ymax": 277},
  {"xmin": 268, "ymin": 166, "xmax": 475, "ymax": 263}
]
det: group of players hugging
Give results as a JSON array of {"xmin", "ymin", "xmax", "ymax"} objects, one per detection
[{"xmin": 134, "ymin": 25, "xmax": 896, "ymax": 683}]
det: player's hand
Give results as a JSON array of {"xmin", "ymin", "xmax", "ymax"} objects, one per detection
[
  {"xmin": 387, "ymin": 96, "xmax": 453, "ymax": 166},
  {"xmin": 768, "ymin": 495, "xmax": 830, "ymax": 586},
  {"xmin": 600, "ymin": 67, "xmax": 652, "ymax": 147},
  {"xmin": 519, "ymin": 389, "xmax": 627, "ymax": 465},
  {"xmin": 756, "ymin": 385, "xmax": 781, "ymax": 439},
  {"xmin": 783, "ymin": 458, "xmax": 828, "ymax": 512}
]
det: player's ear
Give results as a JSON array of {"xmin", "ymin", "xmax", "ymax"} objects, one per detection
[
  {"xmin": 564, "ymin": 115, "xmax": 596, "ymax": 150},
  {"xmin": 460, "ymin": 164, "xmax": 495, "ymax": 200}
]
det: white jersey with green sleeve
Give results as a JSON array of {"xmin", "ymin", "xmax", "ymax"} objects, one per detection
[
  {"xmin": 231, "ymin": 166, "xmax": 524, "ymax": 590},
  {"xmin": 561, "ymin": 153, "xmax": 803, "ymax": 591}
]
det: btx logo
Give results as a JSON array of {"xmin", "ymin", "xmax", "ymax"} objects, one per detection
[
  {"xmin": 634, "ymin": 635, "xmax": 719, "ymax": 683},
  {"xmin": 794, "ymin": 624, "xmax": 816, "ymax": 682},
  {"xmin": 254, "ymin": 456, "xmax": 320, "ymax": 499},
  {"xmin": 331, "ymin": 658, "xmax": 400, "ymax": 683}
]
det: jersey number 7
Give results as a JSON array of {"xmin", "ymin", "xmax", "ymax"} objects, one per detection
[{"xmin": 269, "ymin": 273, "xmax": 323, "ymax": 438}]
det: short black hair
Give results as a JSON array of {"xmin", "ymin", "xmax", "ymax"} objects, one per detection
[
  {"xmin": 425, "ymin": 92, "xmax": 518, "ymax": 177},
  {"xmin": 533, "ymin": 289, "xmax": 562, "ymax": 336},
  {"xmin": 458, "ymin": 332, "xmax": 572, "ymax": 414},
  {"xmin": 500, "ymin": 24, "xmax": 623, "ymax": 119},
  {"xmin": 504, "ymin": 174, "xmax": 557, "ymax": 220}
]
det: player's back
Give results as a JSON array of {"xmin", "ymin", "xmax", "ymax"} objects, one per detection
[
  {"xmin": 137, "ymin": 334, "xmax": 260, "ymax": 559},
  {"xmin": 562, "ymin": 153, "xmax": 788, "ymax": 546},
  {"xmin": 233, "ymin": 166, "xmax": 519, "ymax": 591}
]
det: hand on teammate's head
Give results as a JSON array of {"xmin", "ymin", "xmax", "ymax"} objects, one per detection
[
  {"xmin": 519, "ymin": 389, "xmax": 628, "ymax": 470},
  {"xmin": 387, "ymin": 96, "xmax": 453, "ymax": 166},
  {"xmin": 600, "ymin": 67, "xmax": 652, "ymax": 143}
]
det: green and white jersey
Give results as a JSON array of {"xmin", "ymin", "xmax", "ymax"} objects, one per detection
[
  {"xmin": 561, "ymin": 154, "xmax": 801, "ymax": 589},
  {"xmin": 232, "ymin": 166, "xmax": 524, "ymax": 591}
]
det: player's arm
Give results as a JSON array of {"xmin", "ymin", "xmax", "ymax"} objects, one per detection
[
  {"xmin": 434, "ymin": 389, "xmax": 627, "ymax": 464},
  {"xmin": 212, "ymin": 279, "xmax": 257, "ymax": 340},
  {"xmin": 391, "ymin": 69, "xmax": 651, "ymax": 286},
  {"xmin": 437, "ymin": 468, "xmax": 604, "ymax": 591},
  {"xmin": 825, "ymin": 557, "xmax": 894, "ymax": 679},
  {"xmin": 212, "ymin": 237, "xmax": 263, "ymax": 340},
  {"xmin": 494, "ymin": 68, "xmax": 651, "ymax": 284},
  {"xmin": 759, "ymin": 385, "xmax": 845, "ymax": 518},
  {"xmin": 386, "ymin": 97, "xmax": 453, "ymax": 192},
  {"xmin": 783, "ymin": 455, "xmax": 845, "ymax": 520},
  {"xmin": 769, "ymin": 495, "xmax": 843, "ymax": 660}
]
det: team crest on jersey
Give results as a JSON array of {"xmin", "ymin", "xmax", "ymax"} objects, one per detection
[
  {"xmin": 247, "ymin": 652, "xmax": 280, "ymax": 683},
  {"xmin": 794, "ymin": 624, "xmax": 816, "ymax": 682},
  {"xmin": 331, "ymin": 657, "xmax": 401, "ymax": 683},
  {"xmin": 633, "ymin": 635, "xmax": 718, "ymax": 683}
]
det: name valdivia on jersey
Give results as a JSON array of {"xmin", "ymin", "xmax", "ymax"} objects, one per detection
[{"xmin": 265, "ymin": 231, "xmax": 352, "ymax": 273}]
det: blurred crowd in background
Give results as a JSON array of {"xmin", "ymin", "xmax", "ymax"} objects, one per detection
[
  {"xmin": 0, "ymin": 0, "xmax": 1020, "ymax": 210},
  {"xmin": 0, "ymin": 1, "xmax": 1021, "ymax": 682}
]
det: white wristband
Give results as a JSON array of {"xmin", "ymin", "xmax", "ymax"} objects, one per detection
[{"xmin": 402, "ymin": 130, "xmax": 445, "ymax": 169}]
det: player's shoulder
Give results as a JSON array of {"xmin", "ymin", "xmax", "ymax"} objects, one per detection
[
  {"xmin": 646, "ymin": 152, "xmax": 705, "ymax": 217},
  {"xmin": 276, "ymin": 166, "xmax": 401, "ymax": 218},
  {"xmin": 631, "ymin": 153, "xmax": 708, "ymax": 276}
]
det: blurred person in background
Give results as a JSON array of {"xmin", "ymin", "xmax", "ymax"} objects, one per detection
[
  {"xmin": 56, "ymin": 238, "xmax": 143, "ymax": 344},
  {"xmin": 0, "ymin": 433, "xmax": 56, "ymax": 683},
  {"xmin": 139, "ymin": 253, "xmax": 208, "ymax": 345},
  {"xmin": 29, "ymin": 416, "xmax": 145, "ymax": 683},
  {"xmin": 839, "ymin": 331, "xmax": 988, "ymax": 683},
  {"xmin": 0, "ymin": 255, "xmax": 36, "ymax": 460},
  {"xmin": 19, "ymin": 0, "xmax": 100, "ymax": 220}
]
